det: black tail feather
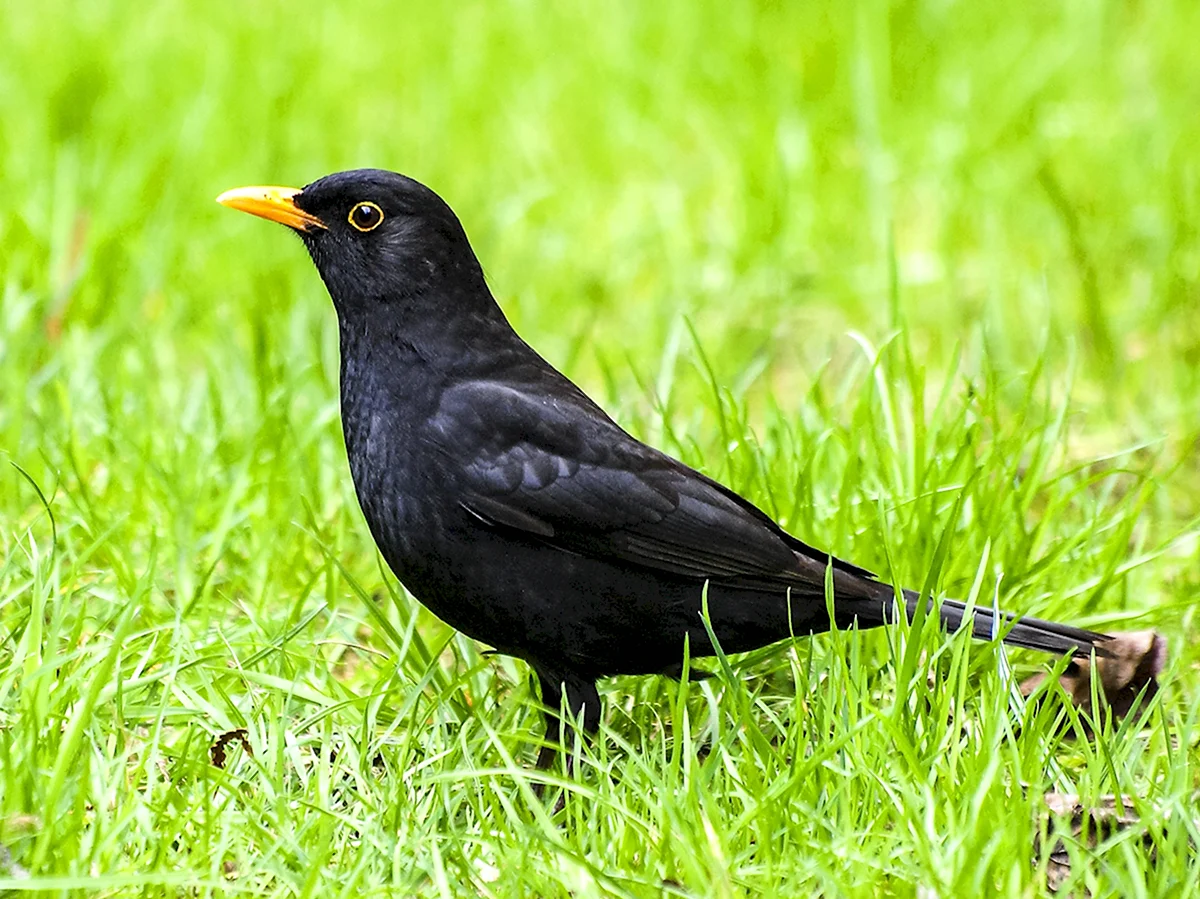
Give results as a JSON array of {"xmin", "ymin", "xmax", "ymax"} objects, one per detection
[{"xmin": 901, "ymin": 589, "xmax": 1110, "ymax": 656}]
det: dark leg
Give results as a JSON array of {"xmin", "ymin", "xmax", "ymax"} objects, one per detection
[{"xmin": 531, "ymin": 670, "xmax": 600, "ymax": 802}]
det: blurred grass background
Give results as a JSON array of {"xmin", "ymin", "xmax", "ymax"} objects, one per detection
[{"xmin": 1, "ymin": 0, "xmax": 1199, "ymax": 895}]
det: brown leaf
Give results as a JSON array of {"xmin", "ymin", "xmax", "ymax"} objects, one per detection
[
  {"xmin": 1020, "ymin": 630, "xmax": 1166, "ymax": 726},
  {"xmin": 1037, "ymin": 793, "xmax": 1152, "ymax": 893},
  {"xmin": 209, "ymin": 729, "xmax": 253, "ymax": 769},
  {"xmin": 0, "ymin": 814, "xmax": 41, "ymax": 833}
]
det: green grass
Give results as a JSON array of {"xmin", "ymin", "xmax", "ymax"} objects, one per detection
[{"xmin": 3, "ymin": 0, "xmax": 1199, "ymax": 895}]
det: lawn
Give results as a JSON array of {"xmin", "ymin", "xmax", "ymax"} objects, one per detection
[{"xmin": 2, "ymin": 1, "xmax": 1199, "ymax": 896}]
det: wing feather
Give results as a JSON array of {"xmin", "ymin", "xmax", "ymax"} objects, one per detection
[{"xmin": 432, "ymin": 378, "xmax": 870, "ymax": 584}]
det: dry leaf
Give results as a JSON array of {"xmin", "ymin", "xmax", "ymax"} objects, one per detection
[
  {"xmin": 1037, "ymin": 793, "xmax": 1152, "ymax": 893},
  {"xmin": 0, "ymin": 814, "xmax": 40, "ymax": 833},
  {"xmin": 209, "ymin": 729, "xmax": 253, "ymax": 769},
  {"xmin": 1020, "ymin": 630, "xmax": 1166, "ymax": 726}
]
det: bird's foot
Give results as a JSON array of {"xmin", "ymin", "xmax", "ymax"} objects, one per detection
[{"xmin": 531, "ymin": 741, "xmax": 569, "ymax": 814}]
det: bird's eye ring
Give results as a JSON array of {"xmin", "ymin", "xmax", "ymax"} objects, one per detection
[{"xmin": 348, "ymin": 202, "xmax": 384, "ymax": 232}]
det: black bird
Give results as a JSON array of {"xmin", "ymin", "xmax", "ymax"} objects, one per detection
[{"xmin": 218, "ymin": 169, "xmax": 1109, "ymax": 778}]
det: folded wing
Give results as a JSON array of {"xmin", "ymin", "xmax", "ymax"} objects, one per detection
[{"xmin": 431, "ymin": 378, "xmax": 872, "ymax": 584}]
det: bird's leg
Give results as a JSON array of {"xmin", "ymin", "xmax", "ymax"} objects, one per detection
[
  {"xmin": 531, "ymin": 673, "xmax": 566, "ymax": 801},
  {"xmin": 530, "ymin": 671, "xmax": 600, "ymax": 804},
  {"xmin": 533, "ymin": 706, "xmax": 563, "ymax": 779}
]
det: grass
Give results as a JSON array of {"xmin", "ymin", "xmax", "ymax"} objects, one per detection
[{"xmin": 2, "ymin": 0, "xmax": 1199, "ymax": 895}]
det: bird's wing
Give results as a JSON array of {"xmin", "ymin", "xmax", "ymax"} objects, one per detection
[{"xmin": 430, "ymin": 378, "xmax": 874, "ymax": 583}]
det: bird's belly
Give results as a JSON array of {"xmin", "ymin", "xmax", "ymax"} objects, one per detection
[
  {"xmin": 347, "ymin": 462, "xmax": 827, "ymax": 675},
  {"xmin": 371, "ymin": 520, "xmax": 701, "ymax": 674},
  {"xmin": 366, "ymin": 513, "xmax": 823, "ymax": 676}
]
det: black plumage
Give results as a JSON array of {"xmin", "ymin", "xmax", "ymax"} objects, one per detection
[{"xmin": 218, "ymin": 169, "xmax": 1109, "ymax": 778}]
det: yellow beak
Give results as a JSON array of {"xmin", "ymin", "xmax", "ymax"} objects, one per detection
[{"xmin": 216, "ymin": 185, "xmax": 327, "ymax": 232}]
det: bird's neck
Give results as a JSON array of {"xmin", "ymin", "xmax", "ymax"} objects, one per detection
[
  {"xmin": 336, "ymin": 314, "xmax": 449, "ymax": 427},
  {"xmin": 334, "ymin": 292, "xmax": 537, "ymax": 436}
]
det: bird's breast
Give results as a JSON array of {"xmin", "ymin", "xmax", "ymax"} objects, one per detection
[{"xmin": 339, "ymin": 370, "xmax": 462, "ymax": 574}]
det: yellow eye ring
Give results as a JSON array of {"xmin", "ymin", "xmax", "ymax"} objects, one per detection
[{"xmin": 348, "ymin": 201, "xmax": 384, "ymax": 232}]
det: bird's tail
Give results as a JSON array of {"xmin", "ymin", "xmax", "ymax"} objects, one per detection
[{"xmin": 899, "ymin": 588, "xmax": 1109, "ymax": 656}]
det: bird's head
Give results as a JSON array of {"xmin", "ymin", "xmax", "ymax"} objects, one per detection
[{"xmin": 217, "ymin": 169, "xmax": 489, "ymax": 320}]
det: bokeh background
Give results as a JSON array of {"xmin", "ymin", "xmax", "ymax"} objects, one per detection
[
  {"xmin": 2, "ymin": 1, "xmax": 1198, "ymax": 895},
  {"xmin": 6, "ymin": 2, "xmax": 1199, "ymax": 390}
]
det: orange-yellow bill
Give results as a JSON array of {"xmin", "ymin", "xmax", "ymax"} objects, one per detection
[{"xmin": 216, "ymin": 185, "xmax": 327, "ymax": 231}]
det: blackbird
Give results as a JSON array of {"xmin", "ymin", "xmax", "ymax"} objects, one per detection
[{"xmin": 218, "ymin": 169, "xmax": 1109, "ymax": 776}]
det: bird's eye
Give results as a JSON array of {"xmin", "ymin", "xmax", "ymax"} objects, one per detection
[{"xmin": 348, "ymin": 201, "xmax": 384, "ymax": 232}]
